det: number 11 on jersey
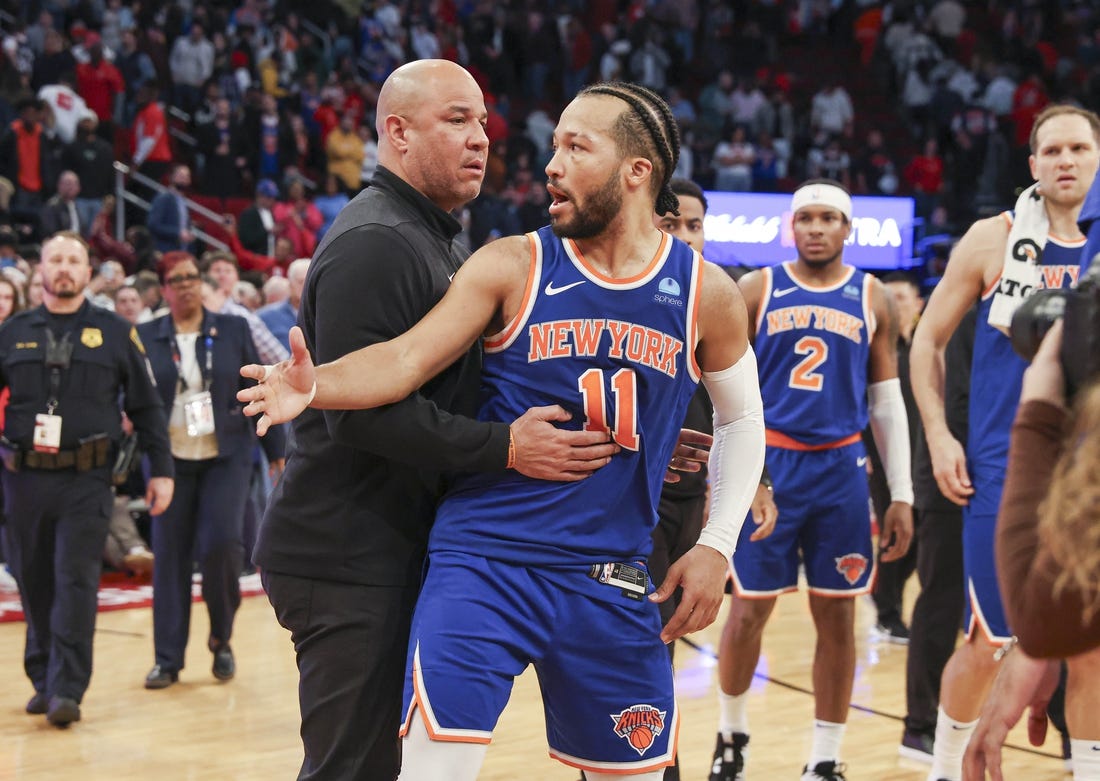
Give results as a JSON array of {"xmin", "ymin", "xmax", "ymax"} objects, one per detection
[{"xmin": 578, "ymin": 368, "xmax": 640, "ymax": 450}]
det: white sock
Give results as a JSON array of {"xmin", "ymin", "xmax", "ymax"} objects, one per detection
[
  {"xmin": 1072, "ymin": 739, "xmax": 1100, "ymax": 780},
  {"xmin": 717, "ymin": 689, "xmax": 749, "ymax": 738},
  {"xmin": 808, "ymin": 719, "xmax": 845, "ymax": 767},
  {"xmin": 928, "ymin": 706, "xmax": 978, "ymax": 781}
]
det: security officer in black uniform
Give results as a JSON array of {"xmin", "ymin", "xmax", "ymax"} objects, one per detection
[{"xmin": 0, "ymin": 231, "xmax": 174, "ymax": 727}]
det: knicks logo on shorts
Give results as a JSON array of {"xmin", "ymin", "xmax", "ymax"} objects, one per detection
[
  {"xmin": 835, "ymin": 553, "xmax": 868, "ymax": 585},
  {"xmin": 610, "ymin": 703, "xmax": 667, "ymax": 756}
]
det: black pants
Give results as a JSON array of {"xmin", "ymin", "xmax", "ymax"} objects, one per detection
[
  {"xmin": 151, "ymin": 454, "xmax": 251, "ymax": 671},
  {"xmin": 263, "ymin": 570, "xmax": 419, "ymax": 781},
  {"xmin": 649, "ymin": 492, "xmax": 705, "ymax": 781},
  {"xmin": 869, "ymin": 469, "xmax": 918, "ymax": 624},
  {"xmin": 905, "ymin": 506, "xmax": 965, "ymax": 734},
  {"xmin": 2, "ymin": 469, "xmax": 112, "ymax": 703},
  {"xmin": 871, "ymin": 536, "xmax": 918, "ymax": 625}
]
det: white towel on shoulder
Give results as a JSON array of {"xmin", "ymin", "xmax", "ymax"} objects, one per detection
[{"xmin": 988, "ymin": 183, "xmax": 1048, "ymax": 328}]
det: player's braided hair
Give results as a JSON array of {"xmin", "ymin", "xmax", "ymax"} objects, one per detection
[{"xmin": 579, "ymin": 82, "xmax": 682, "ymax": 216}]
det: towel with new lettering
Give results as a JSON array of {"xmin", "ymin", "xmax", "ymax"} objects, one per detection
[{"xmin": 988, "ymin": 183, "xmax": 1048, "ymax": 328}]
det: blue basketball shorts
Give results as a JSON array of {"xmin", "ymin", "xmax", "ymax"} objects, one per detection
[
  {"xmin": 399, "ymin": 550, "xmax": 678, "ymax": 775},
  {"xmin": 962, "ymin": 464, "xmax": 1011, "ymax": 644},
  {"xmin": 731, "ymin": 441, "xmax": 875, "ymax": 598}
]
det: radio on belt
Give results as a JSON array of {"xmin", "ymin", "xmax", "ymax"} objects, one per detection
[{"xmin": 588, "ymin": 562, "xmax": 649, "ymax": 600}]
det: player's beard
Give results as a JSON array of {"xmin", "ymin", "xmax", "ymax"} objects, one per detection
[{"xmin": 550, "ymin": 170, "xmax": 623, "ymax": 240}]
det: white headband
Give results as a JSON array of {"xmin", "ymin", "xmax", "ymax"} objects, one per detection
[{"xmin": 790, "ymin": 183, "xmax": 852, "ymax": 221}]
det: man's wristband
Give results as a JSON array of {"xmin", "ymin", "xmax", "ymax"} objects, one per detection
[
  {"xmin": 506, "ymin": 428, "xmax": 516, "ymax": 469},
  {"xmin": 759, "ymin": 464, "xmax": 773, "ymax": 491}
]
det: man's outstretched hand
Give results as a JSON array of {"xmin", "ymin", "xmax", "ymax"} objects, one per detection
[{"xmin": 238, "ymin": 326, "xmax": 316, "ymax": 435}]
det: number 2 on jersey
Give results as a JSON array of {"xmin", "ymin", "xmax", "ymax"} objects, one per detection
[
  {"xmin": 578, "ymin": 368, "xmax": 640, "ymax": 450},
  {"xmin": 789, "ymin": 336, "xmax": 828, "ymax": 391}
]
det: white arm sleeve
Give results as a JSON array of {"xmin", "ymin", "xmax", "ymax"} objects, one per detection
[
  {"xmin": 868, "ymin": 378, "xmax": 914, "ymax": 505},
  {"xmin": 696, "ymin": 348, "xmax": 766, "ymax": 560}
]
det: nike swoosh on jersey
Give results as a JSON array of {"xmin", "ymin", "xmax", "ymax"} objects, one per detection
[
  {"xmin": 544, "ymin": 280, "xmax": 586, "ymax": 296},
  {"xmin": 856, "ymin": 457, "xmax": 868, "ymax": 467},
  {"xmin": 772, "ymin": 286, "xmax": 799, "ymax": 298}
]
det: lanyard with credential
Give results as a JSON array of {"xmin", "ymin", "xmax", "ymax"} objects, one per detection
[
  {"xmin": 44, "ymin": 328, "xmax": 74, "ymax": 415},
  {"xmin": 172, "ymin": 333, "xmax": 214, "ymax": 398}
]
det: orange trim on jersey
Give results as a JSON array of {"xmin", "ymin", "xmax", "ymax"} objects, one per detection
[
  {"xmin": 1047, "ymin": 232, "xmax": 1086, "ymax": 246},
  {"xmin": 484, "ymin": 233, "xmax": 538, "ymax": 350},
  {"xmin": 981, "ymin": 269, "xmax": 1002, "ymax": 300},
  {"xmin": 862, "ymin": 273, "xmax": 877, "ymax": 340},
  {"xmin": 552, "ymin": 709, "xmax": 679, "ymax": 775},
  {"xmin": 784, "ymin": 261, "xmax": 856, "ymax": 292},
  {"xmin": 754, "ymin": 266, "xmax": 772, "ymax": 337},
  {"xmin": 687, "ymin": 252, "xmax": 704, "ymax": 381},
  {"xmin": 765, "ymin": 429, "xmax": 861, "ymax": 451},
  {"xmin": 567, "ymin": 232, "xmax": 669, "ymax": 285},
  {"xmin": 400, "ymin": 660, "xmax": 493, "ymax": 745},
  {"xmin": 733, "ymin": 582, "xmax": 800, "ymax": 600},
  {"xmin": 965, "ymin": 582, "xmax": 1014, "ymax": 647}
]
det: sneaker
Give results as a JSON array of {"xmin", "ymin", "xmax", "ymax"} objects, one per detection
[
  {"xmin": 0, "ymin": 565, "xmax": 18, "ymax": 592},
  {"xmin": 123, "ymin": 547, "xmax": 155, "ymax": 576},
  {"xmin": 898, "ymin": 729, "xmax": 934, "ymax": 763},
  {"xmin": 872, "ymin": 616, "xmax": 910, "ymax": 645},
  {"xmin": 709, "ymin": 732, "xmax": 748, "ymax": 781},
  {"xmin": 801, "ymin": 761, "xmax": 847, "ymax": 780}
]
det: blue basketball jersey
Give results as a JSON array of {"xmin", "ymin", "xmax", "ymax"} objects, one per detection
[
  {"xmin": 753, "ymin": 262, "xmax": 874, "ymax": 446},
  {"xmin": 969, "ymin": 222, "xmax": 1083, "ymax": 469},
  {"xmin": 430, "ymin": 227, "xmax": 702, "ymax": 566}
]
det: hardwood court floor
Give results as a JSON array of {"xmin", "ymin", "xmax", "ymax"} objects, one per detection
[{"xmin": 0, "ymin": 583, "xmax": 1067, "ymax": 780}]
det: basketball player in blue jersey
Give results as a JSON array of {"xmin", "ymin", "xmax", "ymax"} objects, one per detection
[
  {"xmin": 238, "ymin": 82, "xmax": 766, "ymax": 781},
  {"xmin": 709, "ymin": 179, "xmax": 914, "ymax": 781},
  {"xmin": 910, "ymin": 103, "xmax": 1100, "ymax": 781}
]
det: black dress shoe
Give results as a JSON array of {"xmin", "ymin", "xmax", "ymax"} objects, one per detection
[
  {"xmin": 144, "ymin": 665, "xmax": 179, "ymax": 689},
  {"xmin": 25, "ymin": 691, "xmax": 48, "ymax": 714},
  {"xmin": 212, "ymin": 645, "xmax": 235, "ymax": 681},
  {"xmin": 45, "ymin": 696, "xmax": 81, "ymax": 727}
]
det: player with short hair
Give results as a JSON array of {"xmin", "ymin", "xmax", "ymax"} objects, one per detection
[{"xmin": 709, "ymin": 179, "xmax": 913, "ymax": 781}]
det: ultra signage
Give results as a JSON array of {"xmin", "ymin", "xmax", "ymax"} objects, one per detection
[{"xmin": 701, "ymin": 192, "xmax": 918, "ymax": 270}]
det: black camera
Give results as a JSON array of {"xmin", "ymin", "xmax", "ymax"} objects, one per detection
[{"xmin": 1009, "ymin": 252, "xmax": 1100, "ymax": 399}]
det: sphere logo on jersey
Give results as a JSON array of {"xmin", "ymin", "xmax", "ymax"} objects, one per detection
[
  {"xmin": 835, "ymin": 553, "xmax": 868, "ymax": 585},
  {"xmin": 610, "ymin": 703, "xmax": 666, "ymax": 756},
  {"xmin": 655, "ymin": 277, "xmax": 684, "ymax": 308}
]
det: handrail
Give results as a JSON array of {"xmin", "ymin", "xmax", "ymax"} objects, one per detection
[
  {"xmin": 299, "ymin": 18, "xmax": 332, "ymax": 59},
  {"xmin": 112, "ymin": 162, "xmax": 229, "ymax": 251},
  {"xmin": 167, "ymin": 105, "xmax": 192, "ymax": 125},
  {"xmin": 169, "ymin": 126, "xmax": 197, "ymax": 148}
]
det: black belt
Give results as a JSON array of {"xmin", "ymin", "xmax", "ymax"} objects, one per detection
[
  {"xmin": 11, "ymin": 435, "xmax": 112, "ymax": 472},
  {"xmin": 23, "ymin": 449, "xmax": 79, "ymax": 470}
]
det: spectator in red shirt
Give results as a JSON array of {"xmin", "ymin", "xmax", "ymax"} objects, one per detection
[
  {"xmin": 75, "ymin": 34, "xmax": 124, "ymax": 140},
  {"xmin": 904, "ymin": 137, "xmax": 945, "ymax": 220},
  {"xmin": 1011, "ymin": 72, "xmax": 1050, "ymax": 149},
  {"xmin": 132, "ymin": 85, "xmax": 174, "ymax": 186},
  {"xmin": 273, "ymin": 178, "xmax": 322, "ymax": 261}
]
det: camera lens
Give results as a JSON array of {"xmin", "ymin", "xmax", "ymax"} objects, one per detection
[{"xmin": 1009, "ymin": 289, "xmax": 1067, "ymax": 362}]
